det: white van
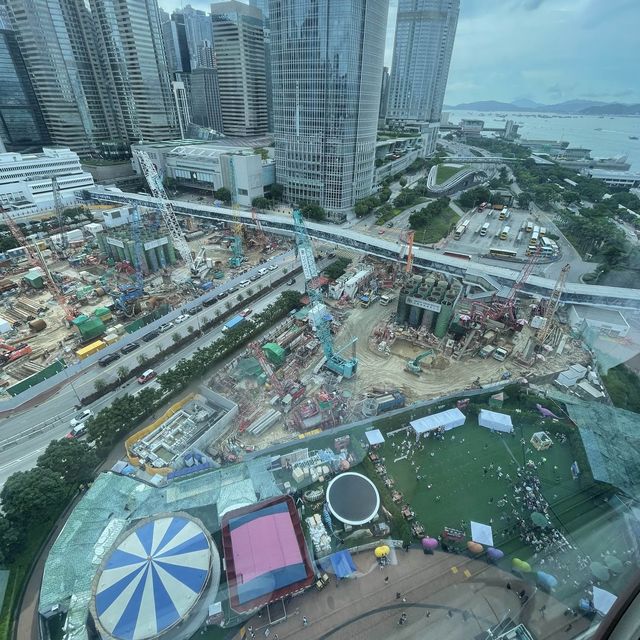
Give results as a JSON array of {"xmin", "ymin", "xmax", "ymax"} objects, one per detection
[
  {"xmin": 239, "ymin": 279, "xmax": 251, "ymax": 287},
  {"xmin": 257, "ymin": 268, "xmax": 269, "ymax": 276}
]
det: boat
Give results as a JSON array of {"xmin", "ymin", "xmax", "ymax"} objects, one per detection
[
  {"xmin": 595, "ymin": 127, "xmax": 603, "ymax": 131},
  {"xmin": 630, "ymin": 136, "xmax": 639, "ymax": 140}
]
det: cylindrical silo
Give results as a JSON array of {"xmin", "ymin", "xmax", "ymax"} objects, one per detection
[
  {"xmin": 397, "ymin": 287, "xmax": 409, "ymax": 323},
  {"xmin": 408, "ymin": 295, "xmax": 424, "ymax": 327},
  {"xmin": 434, "ymin": 300, "xmax": 454, "ymax": 338}
]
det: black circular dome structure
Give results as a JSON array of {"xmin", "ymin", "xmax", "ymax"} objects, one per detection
[{"xmin": 326, "ymin": 472, "xmax": 380, "ymax": 526}]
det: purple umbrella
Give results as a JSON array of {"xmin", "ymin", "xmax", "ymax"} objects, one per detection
[
  {"xmin": 422, "ymin": 537, "xmax": 438, "ymax": 550},
  {"xmin": 487, "ymin": 547, "xmax": 504, "ymax": 561}
]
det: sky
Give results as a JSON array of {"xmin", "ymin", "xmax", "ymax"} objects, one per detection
[{"xmin": 160, "ymin": 0, "xmax": 640, "ymax": 106}]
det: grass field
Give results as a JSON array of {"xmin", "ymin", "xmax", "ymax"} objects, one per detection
[
  {"xmin": 602, "ymin": 364, "xmax": 640, "ymax": 412},
  {"xmin": 364, "ymin": 396, "xmax": 632, "ymax": 597},
  {"xmin": 412, "ymin": 206, "xmax": 459, "ymax": 244},
  {"xmin": 435, "ymin": 164, "xmax": 467, "ymax": 184}
]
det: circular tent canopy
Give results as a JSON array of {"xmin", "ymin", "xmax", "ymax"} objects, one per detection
[
  {"xmin": 326, "ymin": 472, "xmax": 380, "ymax": 526},
  {"xmin": 93, "ymin": 515, "xmax": 212, "ymax": 640}
]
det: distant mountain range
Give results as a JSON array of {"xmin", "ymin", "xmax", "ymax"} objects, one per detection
[{"xmin": 445, "ymin": 99, "xmax": 640, "ymax": 116}]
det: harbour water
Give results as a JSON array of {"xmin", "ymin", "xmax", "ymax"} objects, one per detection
[{"xmin": 450, "ymin": 110, "xmax": 640, "ymax": 171}]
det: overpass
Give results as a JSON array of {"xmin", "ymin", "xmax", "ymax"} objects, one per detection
[
  {"xmin": 85, "ymin": 187, "xmax": 640, "ymax": 312},
  {"xmin": 426, "ymin": 164, "xmax": 483, "ymax": 195}
]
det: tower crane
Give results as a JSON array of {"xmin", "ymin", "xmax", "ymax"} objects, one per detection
[
  {"xmin": 251, "ymin": 206, "xmax": 269, "ymax": 249},
  {"xmin": 0, "ymin": 207, "xmax": 76, "ymax": 321},
  {"xmin": 292, "ymin": 209, "xmax": 357, "ymax": 378},
  {"xmin": 248, "ymin": 341, "xmax": 286, "ymax": 396},
  {"xmin": 133, "ymin": 150, "xmax": 195, "ymax": 273},
  {"xmin": 537, "ymin": 264, "xmax": 570, "ymax": 344},
  {"xmin": 51, "ymin": 178, "xmax": 68, "ymax": 256},
  {"xmin": 228, "ymin": 204, "xmax": 245, "ymax": 267},
  {"xmin": 114, "ymin": 206, "xmax": 145, "ymax": 313}
]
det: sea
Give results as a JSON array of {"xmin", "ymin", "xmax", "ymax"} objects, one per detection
[{"xmin": 449, "ymin": 110, "xmax": 640, "ymax": 171}]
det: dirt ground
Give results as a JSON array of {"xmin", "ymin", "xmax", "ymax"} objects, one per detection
[{"xmin": 331, "ymin": 298, "xmax": 590, "ymax": 403}]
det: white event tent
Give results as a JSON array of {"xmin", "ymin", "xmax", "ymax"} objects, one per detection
[
  {"xmin": 365, "ymin": 429, "xmax": 385, "ymax": 446},
  {"xmin": 410, "ymin": 408, "xmax": 466, "ymax": 437},
  {"xmin": 478, "ymin": 409, "xmax": 514, "ymax": 433}
]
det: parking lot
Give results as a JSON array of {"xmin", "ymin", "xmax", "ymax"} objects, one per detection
[{"xmin": 446, "ymin": 204, "xmax": 559, "ymax": 261}]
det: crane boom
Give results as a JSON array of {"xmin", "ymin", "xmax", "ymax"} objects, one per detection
[
  {"xmin": 52, "ymin": 177, "xmax": 68, "ymax": 254},
  {"xmin": 537, "ymin": 264, "xmax": 570, "ymax": 344},
  {"xmin": 134, "ymin": 150, "xmax": 194, "ymax": 271}
]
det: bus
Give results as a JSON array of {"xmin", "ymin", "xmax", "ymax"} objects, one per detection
[
  {"xmin": 530, "ymin": 231, "xmax": 539, "ymax": 245},
  {"xmin": 499, "ymin": 207, "xmax": 510, "ymax": 220},
  {"xmin": 499, "ymin": 226, "xmax": 510, "ymax": 240},
  {"xmin": 539, "ymin": 226, "xmax": 547, "ymax": 237},
  {"xmin": 540, "ymin": 236, "xmax": 558, "ymax": 256},
  {"xmin": 453, "ymin": 219, "xmax": 470, "ymax": 240},
  {"xmin": 479, "ymin": 222, "xmax": 490, "ymax": 237},
  {"xmin": 533, "ymin": 225, "xmax": 540, "ymax": 236},
  {"xmin": 488, "ymin": 248, "xmax": 518, "ymax": 259},
  {"xmin": 443, "ymin": 251, "xmax": 472, "ymax": 261},
  {"xmin": 526, "ymin": 220, "xmax": 534, "ymax": 232},
  {"xmin": 516, "ymin": 231, "xmax": 524, "ymax": 244}
]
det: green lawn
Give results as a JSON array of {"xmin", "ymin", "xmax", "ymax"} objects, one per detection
[
  {"xmin": 412, "ymin": 206, "xmax": 459, "ymax": 244},
  {"xmin": 366, "ymin": 396, "xmax": 630, "ymax": 599},
  {"xmin": 435, "ymin": 164, "xmax": 467, "ymax": 185},
  {"xmin": 375, "ymin": 207, "xmax": 401, "ymax": 225}
]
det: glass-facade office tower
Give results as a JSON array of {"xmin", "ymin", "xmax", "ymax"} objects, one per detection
[
  {"xmin": 387, "ymin": 0, "xmax": 459, "ymax": 156},
  {"xmin": 211, "ymin": 1, "xmax": 268, "ymax": 137},
  {"xmin": 270, "ymin": 0, "xmax": 389, "ymax": 220},
  {"xmin": 162, "ymin": 11, "xmax": 191, "ymax": 76},
  {"xmin": 6, "ymin": 0, "xmax": 115, "ymax": 154},
  {"xmin": 90, "ymin": 0, "xmax": 178, "ymax": 142},
  {"xmin": 180, "ymin": 5, "xmax": 213, "ymax": 70},
  {"xmin": 0, "ymin": 6, "xmax": 50, "ymax": 151}
]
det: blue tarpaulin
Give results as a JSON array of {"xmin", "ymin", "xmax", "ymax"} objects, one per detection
[{"xmin": 329, "ymin": 550, "xmax": 356, "ymax": 579}]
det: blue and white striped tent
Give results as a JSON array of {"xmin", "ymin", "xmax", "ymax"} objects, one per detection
[{"xmin": 94, "ymin": 516, "xmax": 212, "ymax": 640}]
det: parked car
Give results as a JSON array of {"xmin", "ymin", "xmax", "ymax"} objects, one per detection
[
  {"xmin": 142, "ymin": 330, "xmax": 159, "ymax": 342},
  {"xmin": 174, "ymin": 314, "xmax": 190, "ymax": 324},
  {"xmin": 188, "ymin": 305, "xmax": 202, "ymax": 315},
  {"xmin": 137, "ymin": 369, "xmax": 157, "ymax": 384},
  {"xmin": 268, "ymin": 264, "xmax": 278, "ymax": 271},
  {"xmin": 98, "ymin": 352, "xmax": 120, "ymax": 367},
  {"xmin": 386, "ymin": 221, "xmax": 394, "ymax": 228},
  {"xmin": 286, "ymin": 278, "xmax": 296, "ymax": 286},
  {"xmin": 238, "ymin": 280, "xmax": 251, "ymax": 288},
  {"xmin": 158, "ymin": 322, "xmax": 173, "ymax": 333},
  {"xmin": 240, "ymin": 308, "xmax": 253, "ymax": 317},
  {"xmin": 249, "ymin": 274, "xmax": 260, "ymax": 282},
  {"xmin": 70, "ymin": 409, "xmax": 93, "ymax": 427},
  {"xmin": 120, "ymin": 342, "xmax": 140, "ymax": 354}
]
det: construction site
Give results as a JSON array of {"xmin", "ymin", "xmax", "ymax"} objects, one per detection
[
  {"xmin": 0, "ymin": 152, "xmax": 288, "ymax": 392},
  {"xmin": 192, "ymin": 214, "xmax": 602, "ymax": 468}
]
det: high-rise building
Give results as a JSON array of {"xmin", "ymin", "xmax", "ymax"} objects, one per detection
[
  {"xmin": 6, "ymin": 0, "xmax": 116, "ymax": 154},
  {"xmin": 89, "ymin": 0, "xmax": 179, "ymax": 142},
  {"xmin": 270, "ymin": 0, "xmax": 389, "ymax": 220},
  {"xmin": 197, "ymin": 40, "xmax": 216, "ymax": 69},
  {"xmin": 162, "ymin": 12, "xmax": 191, "ymax": 75},
  {"xmin": 190, "ymin": 68, "xmax": 224, "ymax": 132},
  {"xmin": 211, "ymin": 1, "xmax": 267, "ymax": 137},
  {"xmin": 387, "ymin": 0, "xmax": 459, "ymax": 156},
  {"xmin": 180, "ymin": 5, "xmax": 214, "ymax": 70},
  {"xmin": 0, "ymin": 6, "xmax": 49, "ymax": 151},
  {"xmin": 379, "ymin": 66, "xmax": 390, "ymax": 121}
]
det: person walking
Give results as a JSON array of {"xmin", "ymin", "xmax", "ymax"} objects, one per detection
[
  {"xmin": 303, "ymin": 616, "xmax": 308, "ymax": 627},
  {"xmin": 385, "ymin": 576, "xmax": 389, "ymax": 583}
]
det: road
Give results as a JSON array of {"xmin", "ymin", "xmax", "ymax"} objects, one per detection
[{"xmin": 0, "ymin": 260, "xmax": 309, "ymax": 488}]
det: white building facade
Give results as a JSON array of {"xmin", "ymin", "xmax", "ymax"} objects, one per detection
[{"xmin": 0, "ymin": 147, "xmax": 94, "ymax": 217}]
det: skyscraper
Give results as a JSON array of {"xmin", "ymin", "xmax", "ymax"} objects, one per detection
[
  {"xmin": 162, "ymin": 11, "xmax": 191, "ymax": 76},
  {"xmin": 379, "ymin": 66, "xmax": 390, "ymax": 121},
  {"xmin": 190, "ymin": 68, "xmax": 224, "ymax": 132},
  {"xmin": 270, "ymin": 0, "xmax": 389, "ymax": 220},
  {"xmin": 211, "ymin": 1, "xmax": 267, "ymax": 137},
  {"xmin": 6, "ymin": 0, "xmax": 116, "ymax": 154},
  {"xmin": 89, "ymin": 0, "xmax": 179, "ymax": 142},
  {"xmin": 387, "ymin": 0, "xmax": 459, "ymax": 156},
  {"xmin": 0, "ymin": 6, "xmax": 50, "ymax": 151},
  {"xmin": 180, "ymin": 5, "xmax": 213, "ymax": 70}
]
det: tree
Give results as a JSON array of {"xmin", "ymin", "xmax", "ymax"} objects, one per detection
[
  {"xmin": 0, "ymin": 468, "xmax": 69, "ymax": 526},
  {"xmin": 236, "ymin": 293, "xmax": 244, "ymax": 302},
  {"xmin": 270, "ymin": 183, "xmax": 284, "ymax": 201},
  {"xmin": 225, "ymin": 300, "xmax": 232, "ymax": 311},
  {"xmin": 282, "ymin": 267, "xmax": 288, "ymax": 275},
  {"xmin": 137, "ymin": 354, "xmax": 148, "ymax": 366},
  {"xmin": 399, "ymin": 176, "xmax": 408, "ymax": 187},
  {"xmin": 187, "ymin": 325, "xmax": 195, "ymax": 334},
  {"xmin": 517, "ymin": 192, "xmax": 533, "ymax": 208},
  {"xmin": 252, "ymin": 196, "xmax": 269, "ymax": 209},
  {"xmin": 171, "ymin": 332, "xmax": 182, "ymax": 344},
  {"xmin": 215, "ymin": 187, "xmax": 232, "ymax": 204},
  {"xmin": 300, "ymin": 202, "xmax": 326, "ymax": 221},
  {"xmin": 116, "ymin": 366, "xmax": 129, "ymax": 381},
  {"xmin": 0, "ymin": 515, "xmax": 20, "ymax": 564},
  {"xmin": 94, "ymin": 378, "xmax": 108, "ymax": 393},
  {"xmin": 246, "ymin": 287, "xmax": 254, "ymax": 296},
  {"xmin": 458, "ymin": 186, "xmax": 491, "ymax": 209},
  {"xmin": 36, "ymin": 438, "xmax": 99, "ymax": 487}
]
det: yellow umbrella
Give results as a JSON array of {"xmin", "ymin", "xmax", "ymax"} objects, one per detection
[{"xmin": 375, "ymin": 545, "xmax": 390, "ymax": 558}]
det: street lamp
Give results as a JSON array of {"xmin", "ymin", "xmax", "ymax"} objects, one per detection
[{"xmin": 58, "ymin": 357, "xmax": 82, "ymax": 407}]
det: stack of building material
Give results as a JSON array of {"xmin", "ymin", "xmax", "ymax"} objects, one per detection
[
  {"xmin": 306, "ymin": 514, "xmax": 332, "ymax": 554},
  {"xmin": 245, "ymin": 409, "xmax": 280, "ymax": 436}
]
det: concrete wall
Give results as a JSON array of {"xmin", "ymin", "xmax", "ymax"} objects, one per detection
[{"xmin": 82, "ymin": 162, "xmax": 136, "ymax": 182}]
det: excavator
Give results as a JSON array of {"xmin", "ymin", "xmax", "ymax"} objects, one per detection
[
  {"xmin": 405, "ymin": 350, "xmax": 434, "ymax": 376},
  {"xmin": 0, "ymin": 342, "xmax": 32, "ymax": 366}
]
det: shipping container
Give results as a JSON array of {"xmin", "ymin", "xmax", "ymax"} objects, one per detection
[{"xmin": 76, "ymin": 340, "xmax": 106, "ymax": 360}]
